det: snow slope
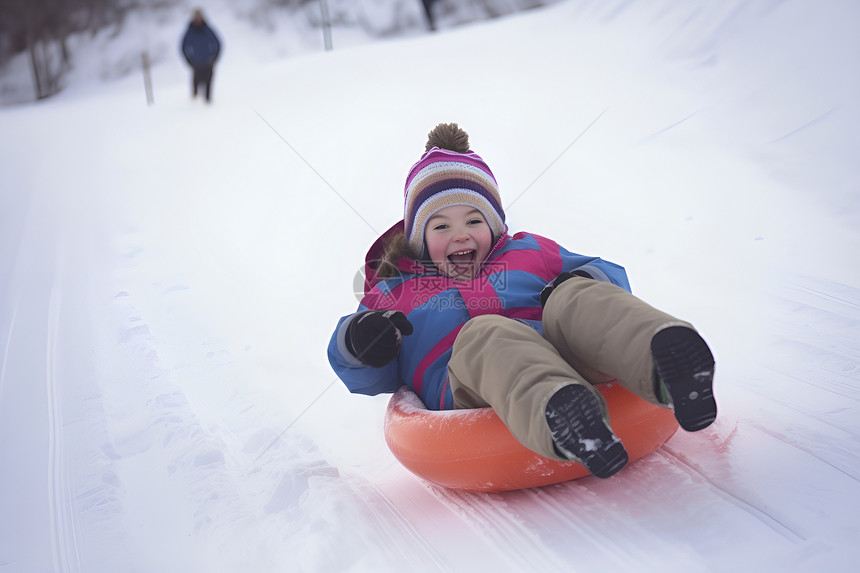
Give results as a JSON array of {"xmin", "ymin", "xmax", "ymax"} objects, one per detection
[{"xmin": 1, "ymin": 1, "xmax": 859, "ymax": 571}]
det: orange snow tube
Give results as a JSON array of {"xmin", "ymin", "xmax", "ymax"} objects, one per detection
[{"xmin": 384, "ymin": 382, "xmax": 679, "ymax": 492}]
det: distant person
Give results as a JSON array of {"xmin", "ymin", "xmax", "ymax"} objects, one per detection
[
  {"xmin": 421, "ymin": 0, "xmax": 439, "ymax": 31},
  {"xmin": 181, "ymin": 9, "xmax": 221, "ymax": 102}
]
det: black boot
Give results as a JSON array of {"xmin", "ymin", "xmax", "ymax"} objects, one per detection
[
  {"xmin": 545, "ymin": 384, "xmax": 629, "ymax": 478},
  {"xmin": 651, "ymin": 326, "xmax": 716, "ymax": 432}
]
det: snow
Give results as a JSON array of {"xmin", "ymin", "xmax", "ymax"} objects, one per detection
[{"xmin": 1, "ymin": 0, "xmax": 859, "ymax": 571}]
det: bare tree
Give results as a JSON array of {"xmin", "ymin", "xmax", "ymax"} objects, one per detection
[
  {"xmin": 1, "ymin": 0, "xmax": 71, "ymax": 99},
  {"xmin": 0, "ymin": 0, "xmax": 135, "ymax": 100}
]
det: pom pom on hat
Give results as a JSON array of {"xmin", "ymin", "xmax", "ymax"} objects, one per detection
[
  {"xmin": 404, "ymin": 123, "xmax": 506, "ymax": 255},
  {"xmin": 424, "ymin": 122, "xmax": 470, "ymax": 153}
]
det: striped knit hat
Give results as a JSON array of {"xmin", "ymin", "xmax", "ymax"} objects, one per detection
[{"xmin": 403, "ymin": 126, "xmax": 506, "ymax": 255}]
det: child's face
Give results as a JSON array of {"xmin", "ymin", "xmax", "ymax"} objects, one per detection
[{"xmin": 424, "ymin": 205, "xmax": 493, "ymax": 280}]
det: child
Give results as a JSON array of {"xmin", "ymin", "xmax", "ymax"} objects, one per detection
[{"xmin": 328, "ymin": 123, "xmax": 716, "ymax": 479}]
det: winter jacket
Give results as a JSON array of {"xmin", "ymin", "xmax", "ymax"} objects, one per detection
[
  {"xmin": 327, "ymin": 222, "xmax": 631, "ymax": 411},
  {"xmin": 182, "ymin": 22, "xmax": 221, "ymax": 67}
]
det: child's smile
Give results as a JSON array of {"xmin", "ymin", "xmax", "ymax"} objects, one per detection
[{"xmin": 448, "ymin": 248, "xmax": 477, "ymax": 275}]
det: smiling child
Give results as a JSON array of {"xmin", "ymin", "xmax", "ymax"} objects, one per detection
[{"xmin": 328, "ymin": 123, "xmax": 716, "ymax": 478}]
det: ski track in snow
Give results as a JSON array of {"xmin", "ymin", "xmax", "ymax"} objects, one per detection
[
  {"xmin": 745, "ymin": 421, "xmax": 860, "ymax": 483},
  {"xmin": 751, "ymin": 275, "xmax": 860, "ymax": 481},
  {"xmin": 340, "ymin": 480, "xmax": 452, "ymax": 572},
  {"xmin": 659, "ymin": 444, "xmax": 806, "ymax": 543},
  {"xmin": 46, "ymin": 275, "xmax": 83, "ymax": 573},
  {"xmin": 423, "ymin": 487, "xmax": 571, "ymax": 572}
]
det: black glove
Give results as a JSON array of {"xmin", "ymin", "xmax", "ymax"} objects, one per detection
[
  {"xmin": 345, "ymin": 310, "xmax": 414, "ymax": 367},
  {"xmin": 540, "ymin": 270, "xmax": 594, "ymax": 308}
]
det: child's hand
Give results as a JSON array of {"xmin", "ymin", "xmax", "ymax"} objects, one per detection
[{"xmin": 345, "ymin": 310, "xmax": 414, "ymax": 367}]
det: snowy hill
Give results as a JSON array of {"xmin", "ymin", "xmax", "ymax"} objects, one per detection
[{"xmin": 1, "ymin": 1, "xmax": 859, "ymax": 572}]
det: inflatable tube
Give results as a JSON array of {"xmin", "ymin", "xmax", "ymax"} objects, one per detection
[{"xmin": 384, "ymin": 382, "xmax": 679, "ymax": 492}]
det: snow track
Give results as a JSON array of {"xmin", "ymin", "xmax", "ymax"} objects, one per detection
[
  {"xmin": 425, "ymin": 488, "xmax": 571, "ymax": 572},
  {"xmin": 1, "ymin": 184, "xmax": 65, "ymax": 572},
  {"xmin": 660, "ymin": 442, "xmax": 806, "ymax": 543},
  {"xmin": 46, "ymin": 277, "xmax": 82, "ymax": 573}
]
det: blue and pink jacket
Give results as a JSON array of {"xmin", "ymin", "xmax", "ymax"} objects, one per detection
[{"xmin": 328, "ymin": 222, "xmax": 631, "ymax": 410}]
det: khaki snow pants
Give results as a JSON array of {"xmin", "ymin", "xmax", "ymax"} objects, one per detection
[{"xmin": 446, "ymin": 277, "xmax": 692, "ymax": 461}]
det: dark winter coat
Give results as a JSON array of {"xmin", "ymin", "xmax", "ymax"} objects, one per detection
[
  {"xmin": 182, "ymin": 22, "xmax": 221, "ymax": 67},
  {"xmin": 328, "ymin": 222, "xmax": 631, "ymax": 411}
]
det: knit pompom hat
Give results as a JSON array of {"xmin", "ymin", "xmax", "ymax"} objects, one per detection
[{"xmin": 403, "ymin": 123, "xmax": 506, "ymax": 255}]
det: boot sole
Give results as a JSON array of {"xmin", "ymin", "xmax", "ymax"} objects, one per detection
[
  {"xmin": 651, "ymin": 326, "xmax": 716, "ymax": 432},
  {"xmin": 545, "ymin": 384, "xmax": 629, "ymax": 478}
]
